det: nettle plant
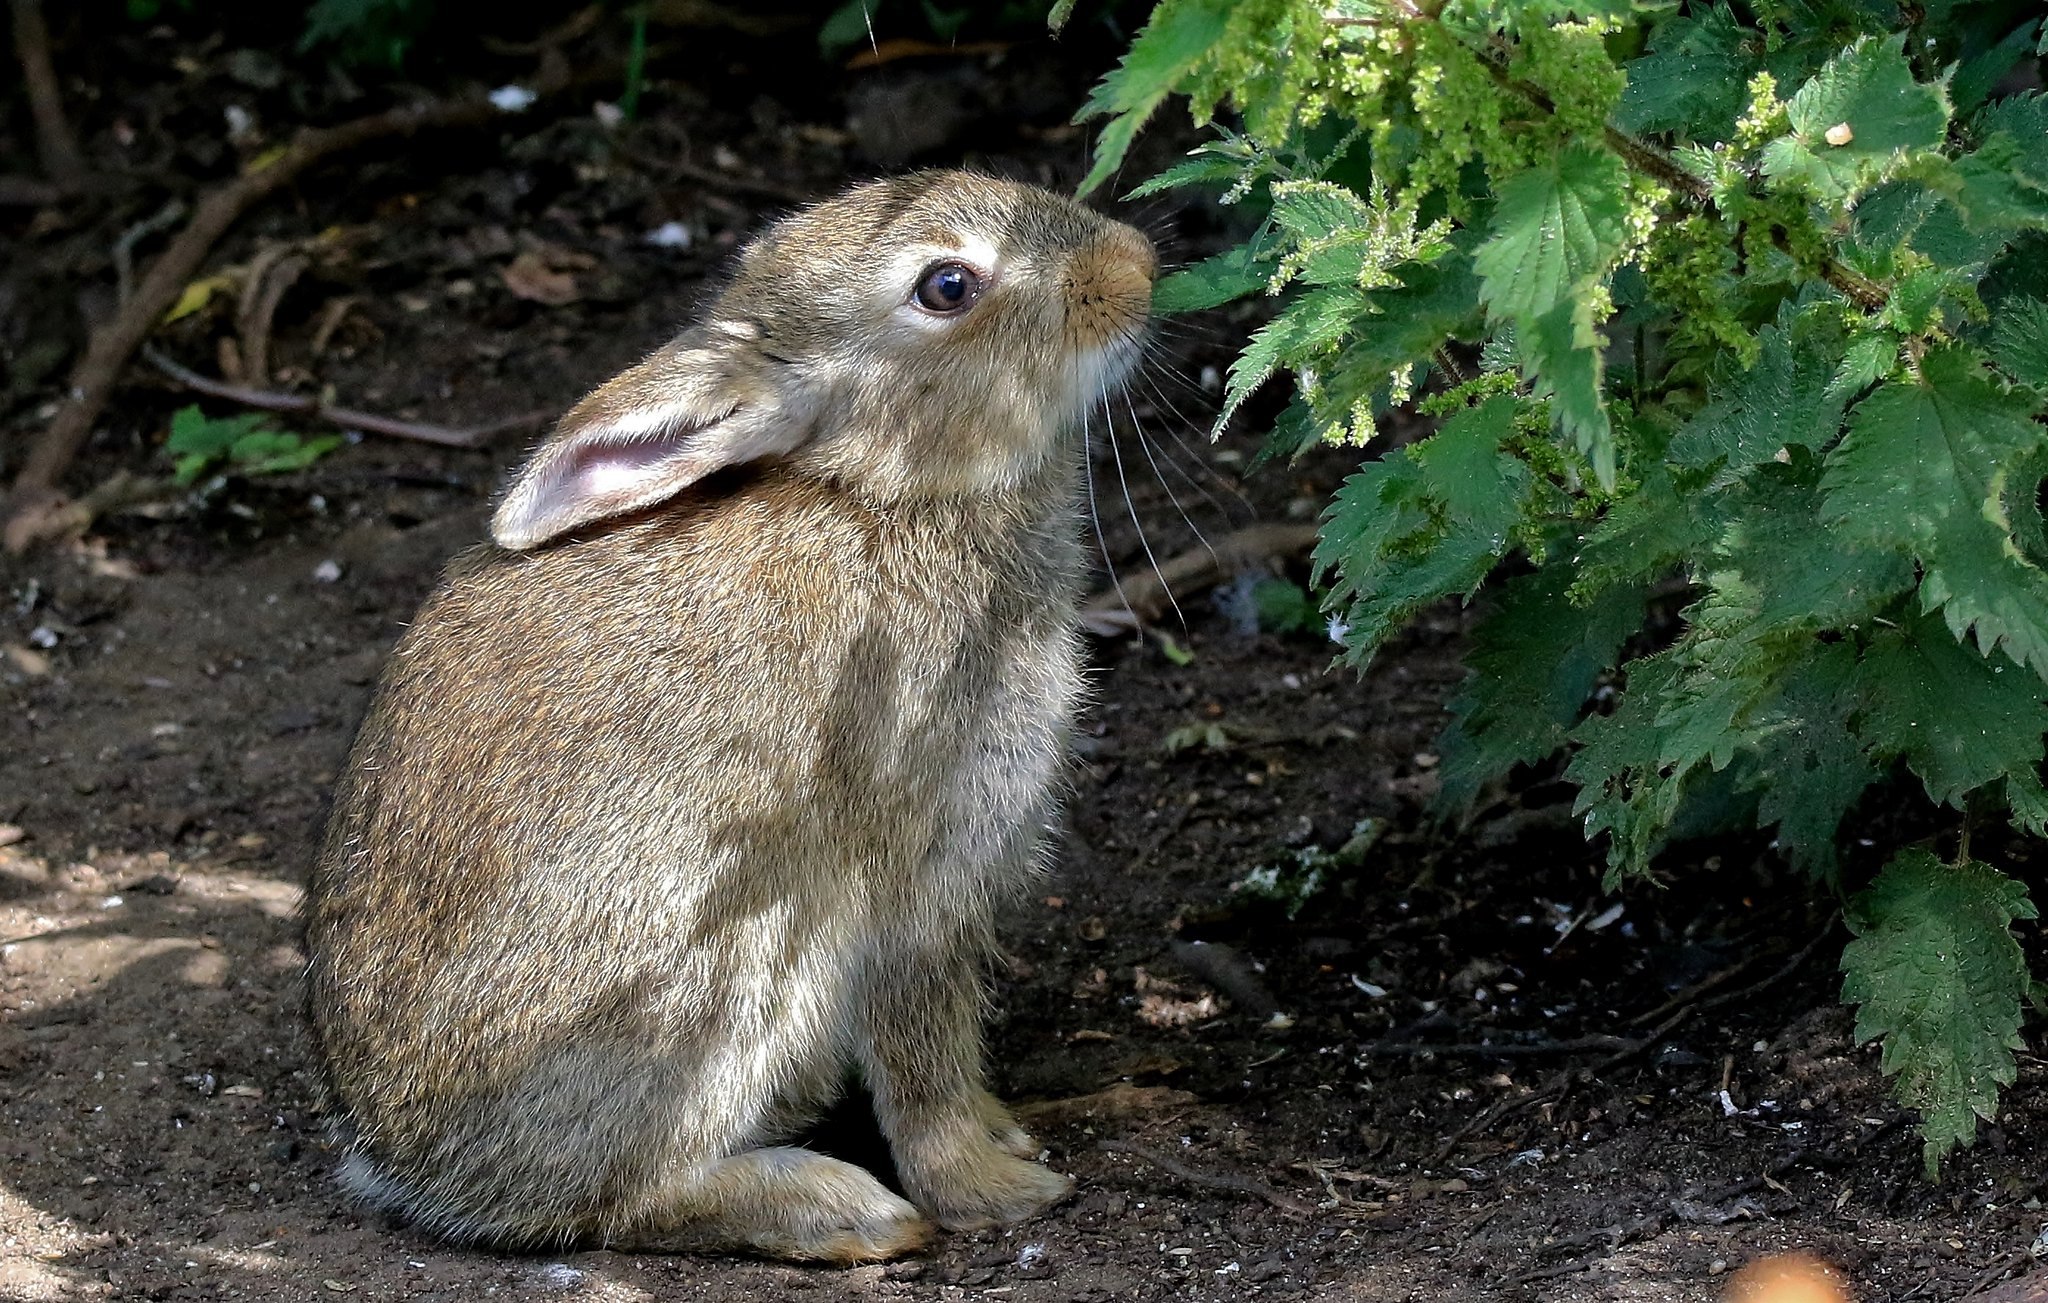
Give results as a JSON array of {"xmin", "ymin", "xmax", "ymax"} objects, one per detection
[{"xmin": 1073, "ymin": 0, "xmax": 2048, "ymax": 1173}]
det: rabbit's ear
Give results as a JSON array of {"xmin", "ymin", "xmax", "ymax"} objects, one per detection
[{"xmin": 491, "ymin": 344, "xmax": 810, "ymax": 550}]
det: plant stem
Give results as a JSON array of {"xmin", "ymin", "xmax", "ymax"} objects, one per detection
[
  {"xmin": 621, "ymin": 5, "xmax": 649, "ymax": 121},
  {"xmin": 1459, "ymin": 32, "xmax": 1889, "ymax": 313}
]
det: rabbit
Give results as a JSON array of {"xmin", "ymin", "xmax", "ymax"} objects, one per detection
[{"xmin": 303, "ymin": 170, "xmax": 1156, "ymax": 1264}]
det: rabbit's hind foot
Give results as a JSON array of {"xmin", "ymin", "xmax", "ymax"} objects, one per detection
[
  {"xmin": 612, "ymin": 1146, "xmax": 934, "ymax": 1264},
  {"xmin": 970, "ymin": 1087, "xmax": 1041, "ymax": 1160},
  {"xmin": 897, "ymin": 1119, "xmax": 1075, "ymax": 1233}
]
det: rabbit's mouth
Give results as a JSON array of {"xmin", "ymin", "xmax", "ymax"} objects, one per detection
[{"xmin": 1068, "ymin": 325, "xmax": 1147, "ymax": 422}]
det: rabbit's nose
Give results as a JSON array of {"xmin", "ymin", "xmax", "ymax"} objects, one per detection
[{"xmin": 1110, "ymin": 224, "xmax": 1159, "ymax": 286}]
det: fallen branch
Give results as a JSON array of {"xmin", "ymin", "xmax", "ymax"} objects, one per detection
[
  {"xmin": 0, "ymin": 175, "xmax": 66, "ymax": 207},
  {"xmin": 1097, "ymin": 1139, "xmax": 1316, "ymax": 1216},
  {"xmin": 4, "ymin": 89, "xmax": 543, "ymax": 551},
  {"xmin": 143, "ymin": 347, "xmax": 550, "ymax": 449},
  {"xmin": 1433, "ymin": 919, "xmax": 1839, "ymax": 1160},
  {"xmin": 10, "ymin": 0, "xmax": 86, "ymax": 191},
  {"xmin": 1363, "ymin": 1033, "xmax": 1636, "ymax": 1059},
  {"xmin": 1079, "ymin": 522, "xmax": 1319, "ymax": 635}
]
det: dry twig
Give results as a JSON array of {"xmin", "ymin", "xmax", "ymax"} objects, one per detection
[
  {"xmin": 143, "ymin": 347, "xmax": 550, "ymax": 448},
  {"xmin": 1097, "ymin": 1140, "xmax": 1316, "ymax": 1216},
  {"xmin": 1432, "ymin": 919, "xmax": 1839, "ymax": 1160},
  {"xmin": 1079, "ymin": 522, "xmax": 1319, "ymax": 635},
  {"xmin": 10, "ymin": 0, "xmax": 86, "ymax": 191},
  {"xmin": 4, "ymin": 89, "xmax": 545, "ymax": 550}
]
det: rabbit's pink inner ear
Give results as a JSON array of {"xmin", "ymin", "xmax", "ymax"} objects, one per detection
[
  {"xmin": 558, "ymin": 435, "xmax": 701, "ymax": 502},
  {"xmin": 492, "ymin": 412, "xmax": 717, "ymax": 550}
]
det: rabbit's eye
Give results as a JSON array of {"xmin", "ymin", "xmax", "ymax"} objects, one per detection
[{"xmin": 913, "ymin": 262, "xmax": 983, "ymax": 314}]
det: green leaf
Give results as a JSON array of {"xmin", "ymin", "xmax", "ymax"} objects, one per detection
[
  {"xmin": 1976, "ymin": 93, "xmax": 2048, "ymax": 195},
  {"xmin": 1616, "ymin": 5, "xmax": 1751, "ymax": 141},
  {"xmin": 1316, "ymin": 396, "xmax": 1531, "ymax": 660},
  {"xmin": 1217, "ymin": 285, "xmax": 1371, "ymax": 431},
  {"xmin": 1474, "ymin": 142, "xmax": 1627, "ymax": 486},
  {"xmin": 1951, "ymin": 21, "xmax": 2043, "ymax": 114},
  {"xmin": 1669, "ymin": 326, "xmax": 1847, "ymax": 478},
  {"xmin": 2008, "ymin": 768, "xmax": 2048, "ymax": 838},
  {"xmin": 1851, "ymin": 613, "xmax": 2048, "ymax": 808},
  {"xmin": 1713, "ymin": 473, "xmax": 1914, "ymax": 631},
  {"xmin": 1571, "ymin": 464, "xmax": 1721, "ymax": 595},
  {"xmin": 1760, "ymin": 35, "xmax": 1952, "ymax": 205},
  {"xmin": 1074, "ymin": 0, "xmax": 1235, "ymax": 197},
  {"xmin": 1437, "ymin": 567, "xmax": 1645, "ymax": 811},
  {"xmin": 1525, "ymin": 297, "xmax": 1615, "ymax": 486},
  {"xmin": 1473, "ymin": 142, "xmax": 1630, "ymax": 325},
  {"xmin": 1840, "ymin": 850, "xmax": 2036, "ymax": 1177},
  {"xmin": 1124, "ymin": 148, "xmax": 1247, "ymax": 200},
  {"xmin": 817, "ymin": 1, "xmax": 879, "ymax": 55},
  {"xmin": 1991, "ymin": 297, "xmax": 2048, "ymax": 389},
  {"xmin": 1567, "ymin": 652, "xmax": 1691, "ymax": 876},
  {"xmin": 1821, "ymin": 348, "xmax": 2048, "ymax": 674},
  {"xmin": 164, "ymin": 405, "xmax": 335, "ymax": 483},
  {"xmin": 1746, "ymin": 644, "xmax": 1872, "ymax": 877},
  {"xmin": 1152, "ymin": 244, "xmax": 1274, "ymax": 315}
]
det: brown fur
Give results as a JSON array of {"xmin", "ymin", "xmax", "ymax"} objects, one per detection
[{"xmin": 303, "ymin": 172, "xmax": 1154, "ymax": 1261}]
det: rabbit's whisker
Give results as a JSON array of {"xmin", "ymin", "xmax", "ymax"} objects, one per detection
[
  {"xmin": 1122, "ymin": 386, "xmax": 1219, "ymax": 570},
  {"xmin": 1081, "ymin": 408, "xmax": 1137, "ymax": 633},
  {"xmin": 1134, "ymin": 370, "xmax": 1256, "ymax": 521},
  {"xmin": 1103, "ymin": 389, "xmax": 1187, "ymax": 633}
]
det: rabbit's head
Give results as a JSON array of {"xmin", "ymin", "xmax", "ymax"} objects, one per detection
[{"xmin": 492, "ymin": 172, "xmax": 1156, "ymax": 549}]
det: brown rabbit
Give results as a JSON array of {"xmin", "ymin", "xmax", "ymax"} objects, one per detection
[{"xmin": 303, "ymin": 171, "xmax": 1155, "ymax": 1263}]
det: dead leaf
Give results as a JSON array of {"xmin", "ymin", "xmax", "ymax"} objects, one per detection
[
  {"xmin": 4, "ymin": 645, "xmax": 51, "ymax": 677},
  {"xmin": 1013, "ymin": 1083, "xmax": 1198, "ymax": 1127},
  {"xmin": 500, "ymin": 245, "xmax": 595, "ymax": 306},
  {"xmin": 1138, "ymin": 992, "xmax": 1221, "ymax": 1027}
]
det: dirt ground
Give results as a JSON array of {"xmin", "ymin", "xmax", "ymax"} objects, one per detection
[{"xmin": 4, "ymin": 13, "xmax": 2047, "ymax": 1302}]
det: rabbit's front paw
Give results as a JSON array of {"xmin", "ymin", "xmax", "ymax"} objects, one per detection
[{"xmin": 902, "ymin": 1143, "xmax": 1075, "ymax": 1232}]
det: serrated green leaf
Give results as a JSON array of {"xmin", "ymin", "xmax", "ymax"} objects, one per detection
[
  {"xmin": 1668, "ymin": 326, "xmax": 1847, "ymax": 478},
  {"xmin": 1715, "ymin": 473, "xmax": 1914, "ymax": 630},
  {"xmin": 1572, "ymin": 464, "xmax": 1722, "ymax": 594},
  {"xmin": 1616, "ymin": 5, "xmax": 1752, "ymax": 141},
  {"xmin": 1977, "ymin": 93, "xmax": 2048, "ymax": 194},
  {"xmin": 1567, "ymin": 652, "xmax": 1690, "ymax": 876},
  {"xmin": 1152, "ymin": 244, "xmax": 1275, "ymax": 316},
  {"xmin": 1074, "ymin": 0, "xmax": 1235, "ymax": 197},
  {"xmin": 1951, "ymin": 21, "xmax": 2042, "ymax": 114},
  {"xmin": 1991, "ymin": 297, "xmax": 2048, "ymax": 389},
  {"xmin": 1316, "ymin": 396, "xmax": 1531, "ymax": 660},
  {"xmin": 1821, "ymin": 348, "xmax": 2048, "ymax": 674},
  {"xmin": 1474, "ymin": 142, "xmax": 1630, "ymax": 325},
  {"xmin": 1840, "ymin": 850, "xmax": 2036, "ymax": 1177},
  {"xmin": 1934, "ymin": 141, "xmax": 2048, "ymax": 235},
  {"xmin": 1760, "ymin": 35, "xmax": 1952, "ymax": 206},
  {"xmin": 1268, "ymin": 253, "xmax": 1486, "ymax": 443},
  {"xmin": 1437, "ymin": 568, "xmax": 1646, "ymax": 811},
  {"xmin": 1217, "ymin": 285, "xmax": 1370, "ymax": 431},
  {"xmin": 1851, "ymin": 613, "xmax": 2048, "ymax": 808},
  {"xmin": 1525, "ymin": 297, "xmax": 1615, "ymax": 486},
  {"xmin": 1746, "ymin": 644, "xmax": 1872, "ymax": 877},
  {"xmin": 2008, "ymin": 768, "xmax": 2048, "ymax": 837},
  {"xmin": 1124, "ymin": 146, "xmax": 1248, "ymax": 200}
]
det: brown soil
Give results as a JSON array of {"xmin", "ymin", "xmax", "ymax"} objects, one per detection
[{"xmin": 4, "ymin": 14, "xmax": 2045, "ymax": 1303}]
